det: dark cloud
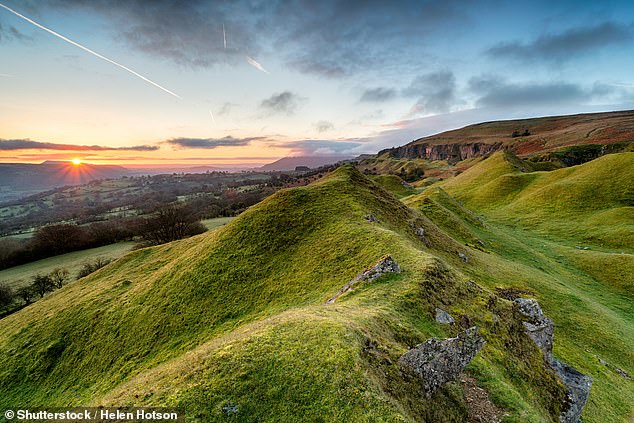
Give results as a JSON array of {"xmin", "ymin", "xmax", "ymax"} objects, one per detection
[
  {"xmin": 360, "ymin": 87, "xmax": 397, "ymax": 103},
  {"xmin": 43, "ymin": 0, "xmax": 258, "ymax": 68},
  {"xmin": 260, "ymin": 91, "xmax": 306, "ymax": 115},
  {"xmin": 41, "ymin": 0, "xmax": 483, "ymax": 76},
  {"xmin": 314, "ymin": 121, "xmax": 334, "ymax": 133},
  {"xmin": 403, "ymin": 71, "xmax": 456, "ymax": 114},
  {"xmin": 164, "ymin": 136, "xmax": 265, "ymax": 149},
  {"xmin": 486, "ymin": 21, "xmax": 633, "ymax": 62},
  {"xmin": 0, "ymin": 22, "xmax": 31, "ymax": 42},
  {"xmin": 469, "ymin": 76, "xmax": 614, "ymax": 108},
  {"xmin": 0, "ymin": 139, "xmax": 158, "ymax": 151}
]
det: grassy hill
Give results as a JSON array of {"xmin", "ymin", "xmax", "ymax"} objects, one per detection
[
  {"xmin": 441, "ymin": 151, "xmax": 634, "ymax": 248},
  {"xmin": 382, "ymin": 110, "xmax": 634, "ymax": 160},
  {"xmin": 1, "ymin": 163, "xmax": 632, "ymax": 421}
]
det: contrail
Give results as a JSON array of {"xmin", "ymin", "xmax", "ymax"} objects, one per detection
[
  {"xmin": 246, "ymin": 56, "xmax": 269, "ymax": 74},
  {"xmin": 0, "ymin": 73, "xmax": 13, "ymax": 77},
  {"xmin": 223, "ymin": 23, "xmax": 227, "ymax": 49},
  {"xmin": 209, "ymin": 109, "xmax": 216, "ymax": 123},
  {"xmin": 0, "ymin": 2, "xmax": 181, "ymax": 99}
]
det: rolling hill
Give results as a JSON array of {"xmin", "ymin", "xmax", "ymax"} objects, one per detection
[{"xmin": 1, "ymin": 159, "xmax": 633, "ymax": 421}]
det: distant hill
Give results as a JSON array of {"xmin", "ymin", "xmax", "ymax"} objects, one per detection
[
  {"xmin": 0, "ymin": 161, "xmax": 132, "ymax": 202},
  {"xmin": 379, "ymin": 110, "xmax": 634, "ymax": 163},
  {"xmin": 259, "ymin": 155, "xmax": 352, "ymax": 171}
]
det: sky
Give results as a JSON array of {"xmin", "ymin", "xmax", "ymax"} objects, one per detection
[{"xmin": 1, "ymin": 0, "xmax": 634, "ymax": 166}]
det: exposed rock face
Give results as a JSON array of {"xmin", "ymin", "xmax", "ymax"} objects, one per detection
[
  {"xmin": 398, "ymin": 327, "xmax": 485, "ymax": 395},
  {"xmin": 326, "ymin": 256, "xmax": 401, "ymax": 304},
  {"xmin": 553, "ymin": 359, "xmax": 593, "ymax": 423},
  {"xmin": 458, "ymin": 252, "xmax": 469, "ymax": 263},
  {"xmin": 435, "ymin": 308, "xmax": 455, "ymax": 325},
  {"xmin": 514, "ymin": 298, "xmax": 592, "ymax": 423},
  {"xmin": 514, "ymin": 298, "xmax": 554, "ymax": 362},
  {"xmin": 379, "ymin": 142, "xmax": 504, "ymax": 164}
]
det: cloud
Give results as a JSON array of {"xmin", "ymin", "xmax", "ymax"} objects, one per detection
[
  {"xmin": 260, "ymin": 91, "xmax": 306, "ymax": 115},
  {"xmin": 270, "ymin": 139, "xmax": 364, "ymax": 155},
  {"xmin": 469, "ymin": 76, "xmax": 618, "ymax": 109},
  {"xmin": 0, "ymin": 21, "xmax": 31, "ymax": 42},
  {"xmin": 43, "ymin": 0, "xmax": 482, "ymax": 77},
  {"xmin": 0, "ymin": 139, "xmax": 158, "ymax": 151},
  {"xmin": 164, "ymin": 136, "xmax": 265, "ymax": 149},
  {"xmin": 486, "ymin": 21, "xmax": 633, "ymax": 62},
  {"xmin": 403, "ymin": 70, "xmax": 456, "ymax": 114},
  {"xmin": 314, "ymin": 120, "xmax": 334, "ymax": 133},
  {"xmin": 217, "ymin": 102, "xmax": 237, "ymax": 116},
  {"xmin": 360, "ymin": 87, "xmax": 397, "ymax": 103}
]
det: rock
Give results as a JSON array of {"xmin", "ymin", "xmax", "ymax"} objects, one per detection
[
  {"xmin": 615, "ymin": 368, "xmax": 631, "ymax": 380},
  {"xmin": 435, "ymin": 307, "xmax": 455, "ymax": 325},
  {"xmin": 514, "ymin": 298, "xmax": 554, "ymax": 362},
  {"xmin": 458, "ymin": 252, "xmax": 469, "ymax": 263},
  {"xmin": 364, "ymin": 214, "xmax": 378, "ymax": 222},
  {"xmin": 598, "ymin": 358, "xmax": 608, "ymax": 366},
  {"xmin": 552, "ymin": 359, "xmax": 593, "ymax": 423},
  {"xmin": 415, "ymin": 227, "xmax": 425, "ymax": 239},
  {"xmin": 378, "ymin": 141, "xmax": 504, "ymax": 164},
  {"xmin": 514, "ymin": 298, "xmax": 592, "ymax": 423},
  {"xmin": 222, "ymin": 403, "xmax": 238, "ymax": 415},
  {"xmin": 326, "ymin": 256, "xmax": 401, "ymax": 304},
  {"xmin": 398, "ymin": 327, "xmax": 485, "ymax": 395},
  {"xmin": 477, "ymin": 239, "xmax": 486, "ymax": 247}
]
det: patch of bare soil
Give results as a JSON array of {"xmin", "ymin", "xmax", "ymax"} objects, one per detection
[{"xmin": 460, "ymin": 374, "xmax": 504, "ymax": 423}]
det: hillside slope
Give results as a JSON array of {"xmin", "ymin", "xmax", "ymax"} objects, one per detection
[
  {"xmin": 1, "ymin": 165, "xmax": 632, "ymax": 421},
  {"xmin": 441, "ymin": 151, "xmax": 634, "ymax": 248},
  {"xmin": 377, "ymin": 110, "xmax": 634, "ymax": 164}
]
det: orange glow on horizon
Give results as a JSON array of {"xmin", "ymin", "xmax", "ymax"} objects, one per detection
[{"xmin": 71, "ymin": 158, "xmax": 82, "ymax": 165}]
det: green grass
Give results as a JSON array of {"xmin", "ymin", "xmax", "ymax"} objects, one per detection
[
  {"xmin": 441, "ymin": 151, "xmax": 634, "ymax": 249},
  {"xmin": 201, "ymin": 216, "xmax": 235, "ymax": 230},
  {"xmin": 0, "ymin": 163, "xmax": 632, "ymax": 421},
  {"xmin": 370, "ymin": 174, "xmax": 418, "ymax": 198},
  {"xmin": 0, "ymin": 242, "xmax": 134, "ymax": 290}
]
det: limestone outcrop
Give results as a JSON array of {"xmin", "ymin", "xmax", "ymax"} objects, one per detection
[
  {"xmin": 326, "ymin": 256, "xmax": 401, "ymax": 304},
  {"xmin": 514, "ymin": 298, "xmax": 592, "ymax": 423},
  {"xmin": 398, "ymin": 327, "xmax": 485, "ymax": 395}
]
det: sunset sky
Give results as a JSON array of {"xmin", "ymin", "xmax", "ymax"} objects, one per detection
[{"xmin": 1, "ymin": 0, "xmax": 634, "ymax": 166}]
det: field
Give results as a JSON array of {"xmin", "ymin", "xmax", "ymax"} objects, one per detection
[{"xmin": 0, "ymin": 217, "xmax": 234, "ymax": 291}]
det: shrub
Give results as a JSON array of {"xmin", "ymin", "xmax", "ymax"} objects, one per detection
[
  {"xmin": 77, "ymin": 258, "xmax": 112, "ymax": 279},
  {"xmin": 0, "ymin": 283, "xmax": 13, "ymax": 309}
]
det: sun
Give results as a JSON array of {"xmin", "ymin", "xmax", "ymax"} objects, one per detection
[{"xmin": 71, "ymin": 158, "xmax": 82, "ymax": 166}]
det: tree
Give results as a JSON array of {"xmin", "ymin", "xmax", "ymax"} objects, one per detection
[
  {"xmin": 0, "ymin": 283, "xmax": 13, "ymax": 309},
  {"xmin": 77, "ymin": 258, "xmax": 112, "ymax": 279},
  {"xmin": 31, "ymin": 274, "xmax": 55, "ymax": 298},
  {"xmin": 49, "ymin": 268, "xmax": 70, "ymax": 289},
  {"xmin": 16, "ymin": 286, "xmax": 34, "ymax": 305},
  {"xmin": 32, "ymin": 224, "xmax": 88, "ymax": 256},
  {"xmin": 140, "ymin": 204, "xmax": 206, "ymax": 245}
]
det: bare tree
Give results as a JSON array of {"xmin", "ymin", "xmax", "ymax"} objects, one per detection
[
  {"xmin": 31, "ymin": 274, "xmax": 55, "ymax": 298},
  {"xmin": 49, "ymin": 268, "xmax": 70, "ymax": 289},
  {"xmin": 140, "ymin": 204, "xmax": 206, "ymax": 245},
  {"xmin": 16, "ymin": 286, "xmax": 34, "ymax": 305}
]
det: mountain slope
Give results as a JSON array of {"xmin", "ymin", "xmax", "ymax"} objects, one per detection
[
  {"xmin": 1, "ymin": 165, "xmax": 632, "ymax": 421},
  {"xmin": 378, "ymin": 110, "xmax": 634, "ymax": 164}
]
